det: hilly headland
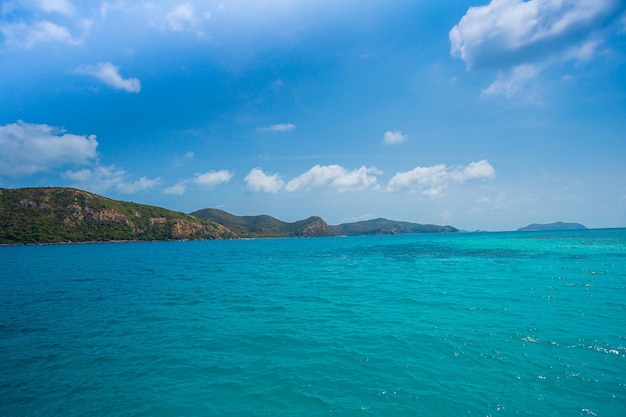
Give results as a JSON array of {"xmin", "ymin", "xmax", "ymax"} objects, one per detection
[{"xmin": 0, "ymin": 187, "xmax": 459, "ymax": 245}]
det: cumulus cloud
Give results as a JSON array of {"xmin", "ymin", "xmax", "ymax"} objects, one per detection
[
  {"xmin": 450, "ymin": 0, "xmax": 621, "ymax": 69},
  {"xmin": 0, "ymin": 121, "xmax": 98, "ymax": 177},
  {"xmin": 257, "ymin": 123, "xmax": 296, "ymax": 132},
  {"xmin": 285, "ymin": 164, "xmax": 381, "ymax": 192},
  {"xmin": 64, "ymin": 164, "xmax": 162, "ymax": 194},
  {"xmin": 245, "ymin": 168, "xmax": 284, "ymax": 193},
  {"xmin": 451, "ymin": 159, "xmax": 496, "ymax": 182},
  {"xmin": 75, "ymin": 62, "xmax": 141, "ymax": 93},
  {"xmin": 387, "ymin": 160, "xmax": 495, "ymax": 196},
  {"xmin": 164, "ymin": 169, "xmax": 233, "ymax": 195},
  {"xmin": 193, "ymin": 170, "xmax": 233, "ymax": 187},
  {"xmin": 450, "ymin": 0, "xmax": 626, "ymax": 98},
  {"xmin": 387, "ymin": 164, "xmax": 449, "ymax": 195},
  {"xmin": 383, "ymin": 130, "xmax": 408, "ymax": 145}
]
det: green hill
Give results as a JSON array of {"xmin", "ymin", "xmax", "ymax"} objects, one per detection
[
  {"xmin": 0, "ymin": 187, "xmax": 235, "ymax": 244},
  {"xmin": 191, "ymin": 208, "xmax": 333, "ymax": 238},
  {"xmin": 329, "ymin": 217, "xmax": 458, "ymax": 236}
]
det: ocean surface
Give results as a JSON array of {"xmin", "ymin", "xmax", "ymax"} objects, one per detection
[{"xmin": 1, "ymin": 229, "xmax": 625, "ymax": 416}]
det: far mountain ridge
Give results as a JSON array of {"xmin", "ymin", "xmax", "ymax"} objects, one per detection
[
  {"xmin": 0, "ymin": 187, "xmax": 459, "ymax": 245},
  {"xmin": 517, "ymin": 222, "xmax": 587, "ymax": 232}
]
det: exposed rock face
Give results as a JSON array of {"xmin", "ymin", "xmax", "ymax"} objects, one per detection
[
  {"xmin": 19, "ymin": 199, "xmax": 52, "ymax": 210},
  {"xmin": 149, "ymin": 217, "xmax": 167, "ymax": 226},
  {"xmin": 170, "ymin": 219, "xmax": 235, "ymax": 239},
  {"xmin": 297, "ymin": 220, "xmax": 334, "ymax": 237},
  {"xmin": 63, "ymin": 204, "xmax": 135, "ymax": 230},
  {"xmin": 85, "ymin": 209, "xmax": 135, "ymax": 228}
]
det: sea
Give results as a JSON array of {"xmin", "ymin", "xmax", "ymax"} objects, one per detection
[{"xmin": 1, "ymin": 229, "xmax": 625, "ymax": 417}]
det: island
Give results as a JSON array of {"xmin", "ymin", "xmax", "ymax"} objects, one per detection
[
  {"xmin": 517, "ymin": 222, "xmax": 587, "ymax": 232},
  {"xmin": 0, "ymin": 187, "xmax": 459, "ymax": 245}
]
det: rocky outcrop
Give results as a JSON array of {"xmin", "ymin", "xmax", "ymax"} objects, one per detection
[
  {"xmin": 63, "ymin": 204, "xmax": 136, "ymax": 230},
  {"xmin": 296, "ymin": 219, "xmax": 334, "ymax": 237},
  {"xmin": 170, "ymin": 218, "xmax": 236, "ymax": 240}
]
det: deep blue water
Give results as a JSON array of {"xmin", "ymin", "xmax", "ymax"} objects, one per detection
[{"xmin": 1, "ymin": 229, "xmax": 625, "ymax": 416}]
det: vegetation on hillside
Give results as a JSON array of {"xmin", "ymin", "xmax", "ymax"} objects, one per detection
[
  {"xmin": 0, "ymin": 188, "xmax": 234, "ymax": 244},
  {"xmin": 329, "ymin": 218, "xmax": 458, "ymax": 235},
  {"xmin": 191, "ymin": 208, "xmax": 334, "ymax": 238}
]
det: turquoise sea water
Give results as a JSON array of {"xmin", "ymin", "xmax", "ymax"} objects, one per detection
[{"xmin": 1, "ymin": 229, "xmax": 625, "ymax": 416}]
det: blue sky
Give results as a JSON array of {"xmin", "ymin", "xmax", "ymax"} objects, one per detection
[{"xmin": 1, "ymin": 0, "xmax": 625, "ymax": 231}]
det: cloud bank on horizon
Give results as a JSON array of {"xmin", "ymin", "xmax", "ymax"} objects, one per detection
[{"xmin": 0, "ymin": 0, "xmax": 624, "ymax": 230}]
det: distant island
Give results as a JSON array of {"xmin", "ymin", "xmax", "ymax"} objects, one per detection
[
  {"xmin": 517, "ymin": 222, "xmax": 587, "ymax": 232},
  {"xmin": 328, "ymin": 218, "xmax": 457, "ymax": 236},
  {"xmin": 0, "ymin": 187, "xmax": 458, "ymax": 245}
]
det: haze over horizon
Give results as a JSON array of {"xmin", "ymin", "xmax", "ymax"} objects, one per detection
[{"xmin": 1, "ymin": 0, "xmax": 625, "ymax": 231}]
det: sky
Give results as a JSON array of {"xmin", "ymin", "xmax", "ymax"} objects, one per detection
[{"xmin": 1, "ymin": 0, "xmax": 625, "ymax": 231}]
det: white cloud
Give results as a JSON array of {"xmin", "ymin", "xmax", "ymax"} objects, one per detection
[
  {"xmin": 0, "ymin": 120, "xmax": 159, "ymax": 194},
  {"xmin": 450, "ymin": 0, "xmax": 620, "ymax": 70},
  {"xmin": 164, "ymin": 182, "xmax": 187, "ymax": 195},
  {"xmin": 0, "ymin": 121, "xmax": 98, "ymax": 177},
  {"xmin": 118, "ymin": 176, "xmax": 162, "ymax": 194},
  {"xmin": 166, "ymin": 3, "xmax": 197, "ymax": 32},
  {"xmin": 330, "ymin": 166, "xmax": 381, "ymax": 192},
  {"xmin": 383, "ymin": 130, "xmax": 408, "ymax": 145},
  {"xmin": 258, "ymin": 123, "xmax": 296, "ymax": 132},
  {"xmin": 386, "ymin": 164, "xmax": 449, "ymax": 195},
  {"xmin": 193, "ymin": 170, "xmax": 233, "ymax": 187},
  {"xmin": 0, "ymin": 0, "xmax": 95, "ymax": 49},
  {"xmin": 451, "ymin": 159, "xmax": 496, "ymax": 182},
  {"xmin": 63, "ymin": 164, "xmax": 161, "ymax": 194},
  {"xmin": 285, "ymin": 164, "xmax": 381, "ymax": 192},
  {"xmin": 245, "ymin": 168, "xmax": 284, "ymax": 193},
  {"xmin": 387, "ymin": 160, "xmax": 495, "ymax": 195},
  {"xmin": 0, "ymin": 20, "xmax": 80, "ymax": 49},
  {"xmin": 165, "ymin": 169, "xmax": 233, "ymax": 195},
  {"xmin": 450, "ymin": 0, "xmax": 625, "ymax": 99},
  {"xmin": 75, "ymin": 62, "xmax": 141, "ymax": 93}
]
